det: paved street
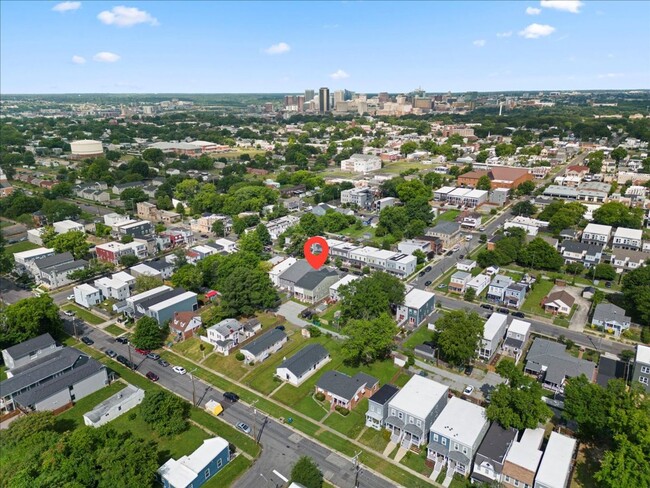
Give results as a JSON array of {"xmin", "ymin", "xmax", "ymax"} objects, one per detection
[
  {"xmin": 61, "ymin": 317, "xmax": 396, "ymax": 488},
  {"xmin": 0, "ymin": 277, "xmax": 32, "ymax": 305}
]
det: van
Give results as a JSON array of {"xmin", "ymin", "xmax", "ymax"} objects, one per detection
[
  {"xmin": 465, "ymin": 235, "xmax": 472, "ymax": 241},
  {"xmin": 206, "ymin": 400, "xmax": 223, "ymax": 416}
]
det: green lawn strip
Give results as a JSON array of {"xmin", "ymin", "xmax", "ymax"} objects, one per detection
[
  {"xmin": 0, "ymin": 366, "xmax": 7, "ymax": 382},
  {"xmin": 362, "ymin": 447, "xmax": 434, "ymax": 488},
  {"xmin": 394, "ymin": 372, "xmax": 412, "ymax": 387},
  {"xmin": 202, "ymin": 352, "xmax": 251, "ymax": 381},
  {"xmin": 521, "ymin": 280, "xmax": 555, "ymax": 315},
  {"xmin": 6, "ymin": 241, "xmax": 39, "ymax": 254},
  {"xmin": 255, "ymin": 311, "xmax": 282, "ymax": 328},
  {"xmin": 400, "ymin": 449, "xmax": 433, "ymax": 477},
  {"xmin": 402, "ymin": 325, "xmax": 434, "ymax": 351},
  {"xmin": 358, "ymin": 427, "xmax": 390, "ymax": 452},
  {"xmin": 169, "ymin": 337, "xmax": 210, "ymax": 363},
  {"xmin": 189, "ymin": 409, "xmax": 260, "ymax": 458},
  {"xmin": 55, "ymin": 381, "xmax": 126, "ymax": 429},
  {"xmin": 202, "ymin": 455, "xmax": 252, "ymax": 487},
  {"xmin": 61, "ymin": 303, "xmax": 105, "ymax": 325},
  {"xmin": 104, "ymin": 324, "xmax": 126, "ymax": 336},
  {"xmin": 433, "ymin": 209, "xmax": 460, "ymax": 224},
  {"xmin": 293, "ymin": 394, "xmax": 330, "ymax": 421},
  {"xmin": 323, "ymin": 399, "xmax": 368, "ymax": 439},
  {"xmin": 315, "ymin": 430, "xmax": 356, "ymax": 456},
  {"xmin": 320, "ymin": 302, "xmax": 342, "ymax": 324},
  {"xmin": 338, "ymin": 359, "xmax": 400, "ymax": 385}
]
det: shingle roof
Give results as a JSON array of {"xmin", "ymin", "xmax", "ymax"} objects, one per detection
[
  {"xmin": 294, "ymin": 269, "xmax": 339, "ymax": 290},
  {"xmin": 316, "ymin": 370, "xmax": 378, "ymax": 401},
  {"xmin": 545, "ymin": 290, "xmax": 576, "ymax": 308},
  {"xmin": 278, "ymin": 344, "xmax": 329, "ymax": 376},
  {"xmin": 279, "ymin": 259, "xmax": 313, "ymax": 284},
  {"xmin": 593, "ymin": 303, "xmax": 631, "ymax": 325},
  {"xmin": 33, "ymin": 252, "xmax": 74, "ymax": 270},
  {"xmin": 241, "ymin": 329, "xmax": 287, "ymax": 357},
  {"xmin": 369, "ymin": 384, "xmax": 399, "ymax": 406},
  {"xmin": 475, "ymin": 423, "xmax": 518, "ymax": 464},
  {"xmin": 430, "ymin": 221, "xmax": 460, "ymax": 235},
  {"xmin": 525, "ymin": 338, "xmax": 595, "ymax": 386},
  {"xmin": 41, "ymin": 259, "xmax": 88, "ymax": 275},
  {"xmin": 3, "ymin": 333, "xmax": 56, "ymax": 361},
  {"xmin": 596, "ymin": 357, "xmax": 627, "ymax": 387}
]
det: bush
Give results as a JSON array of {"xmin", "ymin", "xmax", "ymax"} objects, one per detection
[
  {"xmin": 641, "ymin": 326, "xmax": 650, "ymax": 344},
  {"xmin": 235, "ymin": 352, "xmax": 245, "ymax": 361},
  {"xmin": 308, "ymin": 326, "xmax": 321, "ymax": 337},
  {"xmin": 315, "ymin": 392, "xmax": 325, "ymax": 401},
  {"xmin": 128, "ymin": 412, "xmax": 137, "ymax": 421},
  {"xmin": 334, "ymin": 405, "xmax": 350, "ymax": 416},
  {"xmin": 381, "ymin": 429, "xmax": 391, "ymax": 441}
]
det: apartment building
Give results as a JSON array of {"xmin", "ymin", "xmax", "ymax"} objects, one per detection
[
  {"xmin": 340, "ymin": 187, "xmax": 373, "ymax": 208},
  {"xmin": 581, "ymin": 223, "xmax": 612, "ymax": 247},
  {"xmin": 611, "ymin": 227, "xmax": 643, "ymax": 250}
]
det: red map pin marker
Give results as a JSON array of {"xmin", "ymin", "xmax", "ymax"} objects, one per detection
[{"xmin": 304, "ymin": 236, "xmax": 329, "ymax": 270}]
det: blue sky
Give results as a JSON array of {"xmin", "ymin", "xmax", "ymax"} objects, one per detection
[{"xmin": 1, "ymin": 1, "xmax": 649, "ymax": 93}]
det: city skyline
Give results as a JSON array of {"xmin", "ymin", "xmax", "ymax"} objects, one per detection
[{"xmin": 1, "ymin": 1, "xmax": 649, "ymax": 94}]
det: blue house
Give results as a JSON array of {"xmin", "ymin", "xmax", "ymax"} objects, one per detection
[
  {"xmin": 396, "ymin": 289, "xmax": 436, "ymax": 327},
  {"xmin": 158, "ymin": 437, "xmax": 230, "ymax": 488}
]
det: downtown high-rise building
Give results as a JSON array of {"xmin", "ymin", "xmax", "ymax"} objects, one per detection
[
  {"xmin": 319, "ymin": 87, "xmax": 330, "ymax": 113},
  {"xmin": 305, "ymin": 89, "xmax": 315, "ymax": 101}
]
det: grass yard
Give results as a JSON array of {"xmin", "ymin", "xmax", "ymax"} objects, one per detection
[
  {"xmin": 56, "ymin": 381, "xmax": 127, "ymax": 429},
  {"xmin": 5, "ymin": 241, "xmax": 39, "ymax": 254},
  {"xmin": 61, "ymin": 303, "xmax": 105, "ymax": 325},
  {"xmin": 571, "ymin": 445, "xmax": 599, "ymax": 488},
  {"xmin": 203, "ymin": 455, "xmax": 252, "ymax": 487},
  {"xmin": 320, "ymin": 302, "xmax": 342, "ymax": 325},
  {"xmin": 323, "ymin": 398, "xmax": 368, "ymax": 439},
  {"xmin": 0, "ymin": 366, "xmax": 7, "ymax": 382},
  {"xmin": 521, "ymin": 280, "xmax": 555, "ymax": 315},
  {"xmin": 104, "ymin": 324, "xmax": 126, "ymax": 336},
  {"xmin": 255, "ymin": 311, "xmax": 281, "ymax": 328},
  {"xmin": 358, "ymin": 427, "xmax": 390, "ymax": 452},
  {"xmin": 400, "ymin": 449, "xmax": 433, "ymax": 477},
  {"xmin": 339, "ymin": 224, "xmax": 376, "ymax": 240},
  {"xmin": 394, "ymin": 372, "xmax": 412, "ymax": 387},
  {"xmin": 170, "ymin": 337, "xmax": 211, "ymax": 363},
  {"xmin": 403, "ymin": 325, "xmax": 433, "ymax": 351},
  {"xmin": 433, "ymin": 209, "xmax": 461, "ymax": 224},
  {"xmin": 189, "ymin": 409, "xmax": 260, "ymax": 458},
  {"xmin": 201, "ymin": 352, "xmax": 251, "ymax": 381}
]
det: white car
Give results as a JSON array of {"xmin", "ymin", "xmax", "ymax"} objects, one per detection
[
  {"xmin": 64, "ymin": 310, "xmax": 75, "ymax": 317},
  {"xmin": 463, "ymin": 385, "xmax": 475, "ymax": 396},
  {"xmin": 67, "ymin": 294, "xmax": 75, "ymax": 301},
  {"xmin": 172, "ymin": 366, "xmax": 186, "ymax": 375}
]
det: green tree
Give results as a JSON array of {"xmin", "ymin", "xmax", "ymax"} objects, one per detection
[
  {"xmin": 433, "ymin": 310, "xmax": 483, "ymax": 367},
  {"xmin": 156, "ymin": 194, "xmax": 173, "ymax": 210},
  {"xmin": 176, "ymin": 202, "xmax": 186, "ymax": 216},
  {"xmin": 211, "ymin": 219, "xmax": 225, "ymax": 237},
  {"xmin": 0, "ymin": 295, "xmax": 64, "ymax": 349},
  {"xmin": 291, "ymin": 456, "xmax": 324, "ymax": 488},
  {"xmin": 400, "ymin": 141, "xmax": 418, "ymax": 156},
  {"xmin": 378, "ymin": 206, "xmax": 409, "ymax": 238},
  {"xmin": 413, "ymin": 249, "xmax": 426, "ymax": 265},
  {"xmin": 41, "ymin": 200, "xmax": 80, "ymax": 222},
  {"xmin": 593, "ymin": 263, "xmax": 616, "ymax": 281},
  {"xmin": 476, "ymin": 150, "xmax": 489, "ymax": 163},
  {"xmin": 238, "ymin": 230, "xmax": 265, "ymax": 255},
  {"xmin": 464, "ymin": 287, "xmax": 476, "ymax": 302},
  {"xmin": 140, "ymin": 390, "xmax": 190, "ymax": 436},
  {"xmin": 219, "ymin": 267, "xmax": 278, "ymax": 317},
  {"xmin": 621, "ymin": 264, "xmax": 650, "ymax": 325},
  {"xmin": 611, "ymin": 147, "xmax": 628, "ymax": 162},
  {"xmin": 511, "ymin": 201, "xmax": 537, "ymax": 217},
  {"xmin": 516, "ymin": 180, "xmax": 536, "ymax": 195},
  {"xmin": 476, "ymin": 175, "xmax": 492, "ymax": 191},
  {"xmin": 120, "ymin": 187, "xmax": 148, "ymax": 203},
  {"xmin": 592, "ymin": 202, "xmax": 643, "ymax": 229},
  {"xmin": 131, "ymin": 316, "xmax": 164, "ymax": 350},
  {"xmin": 396, "ymin": 179, "xmax": 431, "ymax": 203},
  {"xmin": 119, "ymin": 254, "xmax": 139, "ymax": 267},
  {"xmin": 339, "ymin": 272, "xmax": 405, "ymax": 322},
  {"xmin": 299, "ymin": 212, "xmax": 324, "ymax": 237},
  {"xmin": 563, "ymin": 375, "xmax": 612, "ymax": 442},
  {"xmin": 142, "ymin": 147, "xmax": 165, "ymax": 163},
  {"xmin": 135, "ymin": 274, "xmax": 163, "ymax": 293},
  {"xmin": 121, "ymin": 234, "xmax": 134, "ymax": 244},
  {"xmin": 255, "ymin": 223, "xmax": 272, "ymax": 246},
  {"xmin": 171, "ymin": 264, "xmax": 203, "ymax": 292},
  {"xmin": 517, "ymin": 237, "xmax": 564, "ymax": 271},
  {"xmin": 595, "ymin": 435, "xmax": 650, "ymax": 488},
  {"xmin": 0, "ymin": 234, "xmax": 13, "ymax": 274},
  {"xmin": 341, "ymin": 313, "xmax": 397, "ymax": 366},
  {"xmin": 174, "ymin": 179, "xmax": 200, "ymax": 200},
  {"xmin": 587, "ymin": 150, "xmax": 604, "ymax": 174},
  {"xmin": 487, "ymin": 359, "xmax": 552, "ymax": 430}
]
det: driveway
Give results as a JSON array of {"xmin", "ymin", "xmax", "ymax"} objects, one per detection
[
  {"xmin": 548, "ymin": 285, "xmax": 589, "ymax": 332},
  {"xmin": 412, "ymin": 360, "xmax": 504, "ymax": 400},
  {"xmin": 277, "ymin": 300, "xmax": 311, "ymax": 327},
  {"xmin": 0, "ymin": 277, "xmax": 32, "ymax": 305}
]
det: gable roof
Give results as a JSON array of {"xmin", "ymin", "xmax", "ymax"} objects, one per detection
[
  {"xmin": 316, "ymin": 370, "xmax": 378, "ymax": 401},
  {"xmin": 525, "ymin": 338, "xmax": 596, "ymax": 386},
  {"xmin": 241, "ymin": 329, "xmax": 287, "ymax": 357},
  {"xmin": 279, "ymin": 259, "xmax": 313, "ymax": 284},
  {"xmin": 294, "ymin": 268, "xmax": 339, "ymax": 290},
  {"xmin": 476, "ymin": 422, "xmax": 518, "ymax": 465},
  {"xmin": 369, "ymin": 384, "xmax": 399, "ymax": 406},
  {"xmin": 593, "ymin": 303, "xmax": 631, "ymax": 324},
  {"xmin": 489, "ymin": 167, "xmax": 530, "ymax": 182},
  {"xmin": 278, "ymin": 344, "xmax": 329, "ymax": 377},
  {"xmin": 3, "ymin": 333, "xmax": 56, "ymax": 361},
  {"xmin": 544, "ymin": 290, "xmax": 576, "ymax": 308},
  {"xmin": 430, "ymin": 220, "xmax": 460, "ymax": 235},
  {"xmin": 33, "ymin": 252, "xmax": 74, "ymax": 270}
]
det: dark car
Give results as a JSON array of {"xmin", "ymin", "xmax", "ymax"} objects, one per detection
[
  {"xmin": 512, "ymin": 311, "xmax": 526, "ymax": 318},
  {"xmin": 146, "ymin": 352, "xmax": 160, "ymax": 360},
  {"xmin": 116, "ymin": 355, "xmax": 128, "ymax": 364},
  {"xmin": 464, "ymin": 365, "xmax": 474, "ymax": 376},
  {"xmin": 424, "ymin": 280, "xmax": 432, "ymax": 287},
  {"xmin": 223, "ymin": 392, "xmax": 239, "ymax": 402},
  {"xmin": 135, "ymin": 348, "xmax": 150, "ymax": 355},
  {"xmin": 81, "ymin": 337, "xmax": 94, "ymax": 346},
  {"xmin": 300, "ymin": 309, "xmax": 313, "ymax": 319},
  {"xmin": 418, "ymin": 271, "xmax": 425, "ymax": 278},
  {"xmin": 605, "ymin": 281, "xmax": 612, "ymax": 288},
  {"xmin": 116, "ymin": 336, "xmax": 128, "ymax": 344},
  {"xmin": 425, "ymin": 266, "xmax": 432, "ymax": 272},
  {"xmin": 459, "ymin": 254, "xmax": 465, "ymax": 260},
  {"xmin": 497, "ymin": 308, "xmax": 510, "ymax": 315},
  {"xmin": 158, "ymin": 359, "xmax": 170, "ymax": 367},
  {"xmin": 145, "ymin": 371, "xmax": 159, "ymax": 382},
  {"xmin": 275, "ymin": 325, "xmax": 286, "ymax": 331},
  {"xmin": 105, "ymin": 350, "xmax": 117, "ymax": 358},
  {"xmin": 480, "ymin": 304, "xmax": 494, "ymax": 311}
]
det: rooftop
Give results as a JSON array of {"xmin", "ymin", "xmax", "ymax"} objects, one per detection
[
  {"xmin": 242, "ymin": 329, "xmax": 287, "ymax": 357},
  {"xmin": 279, "ymin": 344, "xmax": 329, "ymax": 376},
  {"xmin": 3, "ymin": 333, "xmax": 55, "ymax": 361},
  {"xmin": 369, "ymin": 384, "xmax": 400, "ymax": 406},
  {"xmin": 388, "ymin": 375, "xmax": 448, "ymax": 419},
  {"xmin": 636, "ymin": 344, "xmax": 650, "ymax": 365},
  {"xmin": 403, "ymin": 289, "xmax": 435, "ymax": 309},
  {"xmin": 505, "ymin": 427, "xmax": 544, "ymax": 472},
  {"xmin": 535, "ymin": 432, "xmax": 577, "ymax": 488},
  {"xmin": 84, "ymin": 384, "xmax": 143, "ymax": 423},
  {"xmin": 158, "ymin": 437, "xmax": 229, "ymax": 488},
  {"xmin": 316, "ymin": 370, "xmax": 378, "ymax": 401},
  {"xmin": 475, "ymin": 422, "xmax": 518, "ymax": 465},
  {"xmin": 430, "ymin": 397, "xmax": 488, "ymax": 446},
  {"xmin": 484, "ymin": 313, "xmax": 508, "ymax": 341}
]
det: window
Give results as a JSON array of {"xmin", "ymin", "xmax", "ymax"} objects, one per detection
[
  {"xmin": 514, "ymin": 480, "xmax": 519, "ymax": 487},
  {"xmin": 409, "ymin": 416, "xmax": 414, "ymax": 424},
  {"xmin": 398, "ymin": 412, "xmax": 403, "ymax": 420},
  {"xmin": 463, "ymin": 447, "xmax": 467, "ymax": 454},
  {"xmin": 391, "ymin": 409, "xmax": 396, "ymax": 416},
  {"xmin": 416, "ymin": 419, "xmax": 422, "ymax": 427},
  {"xmin": 640, "ymin": 376, "xmax": 649, "ymax": 385},
  {"xmin": 204, "ymin": 468, "xmax": 211, "ymax": 479},
  {"xmin": 641, "ymin": 366, "xmax": 650, "ymax": 374},
  {"xmin": 504, "ymin": 475, "xmax": 511, "ymax": 483},
  {"xmin": 442, "ymin": 438, "xmax": 447, "ymax": 446},
  {"xmin": 217, "ymin": 458, "xmax": 222, "ymax": 468},
  {"xmin": 433, "ymin": 434, "xmax": 439, "ymax": 442}
]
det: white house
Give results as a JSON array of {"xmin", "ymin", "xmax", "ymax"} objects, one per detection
[
  {"xmin": 94, "ymin": 272, "xmax": 134, "ymax": 301},
  {"xmin": 501, "ymin": 319, "xmax": 531, "ymax": 363},
  {"xmin": 503, "ymin": 217, "xmax": 549, "ymax": 236},
  {"xmin": 53, "ymin": 220, "xmax": 85, "ymax": 235},
  {"xmin": 456, "ymin": 259, "xmax": 477, "ymax": 272},
  {"xmin": 534, "ymin": 432, "xmax": 577, "ymax": 488},
  {"xmin": 478, "ymin": 313, "xmax": 508, "ymax": 360},
  {"xmin": 329, "ymin": 274, "xmax": 359, "ymax": 301},
  {"xmin": 83, "ymin": 385, "xmax": 144, "ymax": 428},
  {"xmin": 581, "ymin": 223, "xmax": 612, "ymax": 247},
  {"xmin": 74, "ymin": 284, "xmax": 103, "ymax": 308},
  {"xmin": 612, "ymin": 227, "xmax": 643, "ymax": 250},
  {"xmin": 467, "ymin": 273, "xmax": 491, "ymax": 296},
  {"xmin": 340, "ymin": 154, "xmax": 382, "ymax": 173},
  {"xmin": 269, "ymin": 257, "xmax": 297, "ymax": 287},
  {"xmin": 276, "ymin": 344, "xmax": 330, "ymax": 386}
]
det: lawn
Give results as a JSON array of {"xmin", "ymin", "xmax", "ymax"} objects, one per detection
[
  {"xmin": 201, "ymin": 352, "xmax": 251, "ymax": 381},
  {"xmin": 403, "ymin": 325, "xmax": 433, "ymax": 351},
  {"xmin": 104, "ymin": 324, "xmax": 126, "ymax": 336},
  {"xmin": 323, "ymin": 398, "xmax": 368, "ymax": 439},
  {"xmin": 320, "ymin": 302, "xmax": 342, "ymax": 325},
  {"xmin": 433, "ymin": 209, "xmax": 461, "ymax": 224},
  {"xmin": 6, "ymin": 241, "xmax": 39, "ymax": 254},
  {"xmin": 61, "ymin": 303, "xmax": 105, "ymax": 325},
  {"xmin": 56, "ymin": 381, "xmax": 127, "ymax": 429},
  {"xmin": 521, "ymin": 280, "xmax": 555, "ymax": 315},
  {"xmin": 358, "ymin": 427, "xmax": 390, "ymax": 452},
  {"xmin": 400, "ymin": 449, "xmax": 433, "ymax": 477},
  {"xmin": 170, "ymin": 337, "xmax": 211, "ymax": 363},
  {"xmin": 255, "ymin": 311, "xmax": 281, "ymax": 328},
  {"xmin": 203, "ymin": 455, "xmax": 252, "ymax": 487},
  {"xmin": 339, "ymin": 225, "xmax": 376, "ymax": 240},
  {"xmin": 0, "ymin": 366, "xmax": 7, "ymax": 382},
  {"xmin": 189, "ymin": 409, "xmax": 260, "ymax": 458}
]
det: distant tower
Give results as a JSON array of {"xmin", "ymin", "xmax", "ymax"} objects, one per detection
[
  {"xmin": 305, "ymin": 89, "xmax": 315, "ymax": 101},
  {"xmin": 499, "ymin": 102, "xmax": 504, "ymax": 116},
  {"xmin": 319, "ymin": 87, "xmax": 330, "ymax": 113}
]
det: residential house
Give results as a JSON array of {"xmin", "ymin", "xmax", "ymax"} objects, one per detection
[
  {"xmin": 208, "ymin": 238, "xmax": 238, "ymax": 254},
  {"xmin": 278, "ymin": 259, "xmax": 313, "ymax": 292},
  {"xmin": 268, "ymin": 257, "xmax": 297, "ymax": 287},
  {"xmin": 74, "ymin": 284, "xmax": 103, "ymax": 308},
  {"xmin": 341, "ymin": 187, "xmax": 373, "ymax": 208},
  {"xmin": 581, "ymin": 223, "xmax": 612, "ymax": 247},
  {"xmin": 427, "ymin": 397, "xmax": 490, "ymax": 477},
  {"xmin": 610, "ymin": 249, "xmax": 649, "ymax": 273},
  {"xmin": 487, "ymin": 275, "xmax": 514, "ymax": 303},
  {"xmin": 0, "ymin": 343, "xmax": 108, "ymax": 413},
  {"xmin": 596, "ymin": 356, "xmax": 628, "ymax": 387},
  {"xmin": 292, "ymin": 268, "xmax": 340, "ymax": 304},
  {"xmin": 501, "ymin": 319, "xmax": 531, "ymax": 363},
  {"xmin": 206, "ymin": 319, "xmax": 244, "ymax": 355},
  {"xmin": 524, "ymin": 338, "xmax": 596, "ymax": 392},
  {"xmin": 398, "ymin": 239, "xmax": 431, "ymax": 256},
  {"xmin": 534, "ymin": 432, "xmax": 577, "ymax": 488},
  {"xmin": 340, "ymin": 154, "xmax": 382, "ymax": 173},
  {"xmin": 633, "ymin": 344, "xmax": 650, "ymax": 393},
  {"xmin": 13, "ymin": 247, "xmax": 55, "ymax": 273},
  {"xmin": 95, "ymin": 241, "xmax": 147, "ymax": 264},
  {"xmin": 449, "ymin": 271, "xmax": 471, "ymax": 294},
  {"xmin": 365, "ymin": 384, "xmax": 400, "ymax": 430},
  {"xmin": 456, "ymin": 259, "xmax": 477, "ymax": 272},
  {"xmin": 425, "ymin": 221, "xmax": 461, "ymax": 249},
  {"xmin": 53, "ymin": 219, "xmax": 85, "ymax": 235},
  {"xmin": 265, "ymin": 215, "xmax": 300, "ymax": 240},
  {"xmin": 592, "ymin": 303, "xmax": 631, "ymax": 337},
  {"xmin": 384, "ymin": 376, "xmax": 449, "ymax": 449},
  {"xmin": 315, "ymin": 366, "xmax": 378, "ymax": 410},
  {"xmin": 158, "ymin": 437, "xmax": 230, "ymax": 488},
  {"xmin": 83, "ymin": 385, "xmax": 144, "ymax": 428},
  {"xmin": 329, "ymin": 274, "xmax": 359, "ymax": 301},
  {"xmin": 396, "ymin": 289, "xmax": 436, "ymax": 327},
  {"xmin": 34, "ymin": 253, "xmax": 88, "ymax": 289},
  {"xmin": 460, "ymin": 213, "xmax": 482, "ymax": 229},
  {"xmin": 170, "ymin": 312, "xmax": 202, "ymax": 341},
  {"xmin": 504, "ymin": 217, "xmax": 548, "ymax": 237},
  {"xmin": 502, "ymin": 428, "xmax": 545, "ymax": 488},
  {"xmin": 611, "ymin": 227, "xmax": 643, "ymax": 250},
  {"xmin": 276, "ymin": 344, "xmax": 330, "ymax": 387},
  {"xmin": 414, "ymin": 344, "xmax": 437, "ymax": 362},
  {"xmin": 503, "ymin": 283, "xmax": 527, "ymax": 309},
  {"xmin": 94, "ymin": 272, "xmax": 135, "ymax": 301},
  {"xmin": 187, "ymin": 244, "xmax": 219, "ymax": 264},
  {"xmin": 478, "ymin": 313, "xmax": 509, "ymax": 361},
  {"xmin": 559, "ymin": 240, "xmax": 603, "ymax": 268},
  {"xmin": 240, "ymin": 329, "xmax": 287, "ymax": 364},
  {"xmin": 467, "ymin": 274, "xmax": 490, "ymax": 296},
  {"xmin": 471, "ymin": 423, "xmax": 518, "ymax": 486},
  {"xmin": 126, "ymin": 286, "xmax": 198, "ymax": 324},
  {"xmin": 542, "ymin": 290, "xmax": 576, "ymax": 316},
  {"xmin": 1, "ymin": 333, "xmax": 60, "ymax": 372}
]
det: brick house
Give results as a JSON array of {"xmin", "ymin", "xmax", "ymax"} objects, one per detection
[{"xmin": 315, "ymin": 371, "xmax": 379, "ymax": 411}]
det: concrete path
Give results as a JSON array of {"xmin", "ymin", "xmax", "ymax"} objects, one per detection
[
  {"xmin": 277, "ymin": 300, "xmax": 311, "ymax": 327},
  {"xmin": 383, "ymin": 441, "xmax": 397, "ymax": 456},
  {"xmin": 442, "ymin": 473, "xmax": 454, "ymax": 487},
  {"xmin": 394, "ymin": 446, "xmax": 408, "ymax": 463}
]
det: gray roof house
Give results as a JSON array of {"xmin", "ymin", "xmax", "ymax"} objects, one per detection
[
  {"xmin": 276, "ymin": 344, "xmax": 330, "ymax": 386},
  {"xmin": 425, "ymin": 221, "xmax": 461, "ymax": 248},
  {"xmin": 240, "ymin": 329, "xmax": 288, "ymax": 364},
  {"xmin": 471, "ymin": 422, "xmax": 518, "ymax": 486},
  {"xmin": 83, "ymin": 384, "xmax": 145, "ymax": 428},
  {"xmin": 592, "ymin": 303, "xmax": 632, "ymax": 337},
  {"xmin": 293, "ymin": 268, "xmax": 340, "ymax": 304},
  {"xmin": 278, "ymin": 259, "xmax": 313, "ymax": 291},
  {"xmin": 316, "ymin": 371, "xmax": 379, "ymax": 411},
  {"xmin": 2, "ymin": 333, "xmax": 60, "ymax": 371},
  {"xmin": 524, "ymin": 338, "xmax": 596, "ymax": 392},
  {"xmin": 365, "ymin": 384, "xmax": 400, "ymax": 430}
]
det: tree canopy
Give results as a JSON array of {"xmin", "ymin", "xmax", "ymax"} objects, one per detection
[
  {"xmin": 291, "ymin": 456, "xmax": 324, "ymax": 488},
  {"xmin": 592, "ymin": 202, "xmax": 643, "ymax": 229},
  {"xmin": 433, "ymin": 310, "xmax": 484, "ymax": 367},
  {"xmin": 621, "ymin": 264, "xmax": 650, "ymax": 326},
  {"xmin": 339, "ymin": 272, "xmax": 405, "ymax": 323},
  {"xmin": 0, "ymin": 295, "xmax": 63, "ymax": 349},
  {"xmin": 131, "ymin": 316, "xmax": 165, "ymax": 350},
  {"xmin": 341, "ymin": 313, "xmax": 397, "ymax": 366},
  {"xmin": 171, "ymin": 264, "xmax": 203, "ymax": 292}
]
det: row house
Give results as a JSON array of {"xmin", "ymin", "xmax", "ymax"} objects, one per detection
[
  {"xmin": 501, "ymin": 319, "xmax": 531, "ymax": 363},
  {"xmin": 115, "ymin": 220, "xmax": 153, "ymax": 240},
  {"xmin": 396, "ymin": 289, "xmax": 436, "ymax": 327},
  {"xmin": 136, "ymin": 202, "xmax": 182, "ymax": 224},
  {"xmin": 265, "ymin": 215, "xmax": 300, "ymax": 240},
  {"xmin": 449, "ymin": 271, "xmax": 471, "ymax": 294},
  {"xmin": 94, "ymin": 272, "xmax": 135, "ymax": 300},
  {"xmin": 487, "ymin": 275, "xmax": 514, "ymax": 302},
  {"xmin": 95, "ymin": 241, "xmax": 147, "ymax": 264},
  {"xmin": 535, "ymin": 432, "xmax": 577, "ymax": 488},
  {"xmin": 503, "ymin": 283, "xmax": 527, "ymax": 309},
  {"xmin": 478, "ymin": 313, "xmax": 508, "ymax": 361},
  {"xmin": 34, "ymin": 252, "xmax": 87, "ymax": 289},
  {"xmin": 559, "ymin": 241, "xmax": 603, "ymax": 267},
  {"xmin": 471, "ymin": 423, "xmax": 518, "ymax": 486},
  {"xmin": 189, "ymin": 214, "xmax": 233, "ymax": 235},
  {"xmin": 186, "ymin": 244, "xmax": 219, "ymax": 265},
  {"xmin": 159, "ymin": 228, "xmax": 194, "ymax": 248},
  {"xmin": 581, "ymin": 223, "xmax": 612, "ymax": 247},
  {"xmin": 365, "ymin": 384, "xmax": 400, "ymax": 430},
  {"xmin": 74, "ymin": 284, "xmax": 103, "ymax": 308},
  {"xmin": 328, "ymin": 241, "xmax": 416, "ymax": 278},
  {"xmin": 502, "ymin": 428, "xmax": 544, "ymax": 488},
  {"xmin": 610, "ymin": 249, "xmax": 648, "ymax": 272},
  {"xmin": 467, "ymin": 273, "xmax": 490, "ymax": 296},
  {"xmin": 425, "ymin": 221, "xmax": 461, "ymax": 249},
  {"xmin": 612, "ymin": 227, "xmax": 643, "ymax": 251}
]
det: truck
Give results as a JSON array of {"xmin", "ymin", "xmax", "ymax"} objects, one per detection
[{"xmin": 205, "ymin": 399, "xmax": 223, "ymax": 416}]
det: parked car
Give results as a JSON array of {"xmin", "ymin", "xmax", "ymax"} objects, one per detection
[
  {"xmin": 463, "ymin": 385, "xmax": 475, "ymax": 396},
  {"xmin": 236, "ymin": 422, "xmax": 251, "ymax": 435},
  {"xmin": 146, "ymin": 352, "xmax": 160, "ymax": 360},
  {"xmin": 437, "ymin": 283, "xmax": 447, "ymax": 289},
  {"xmin": 223, "ymin": 392, "xmax": 239, "ymax": 402},
  {"xmin": 425, "ymin": 266, "xmax": 432, "ymax": 272},
  {"xmin": 135, "ymin": 348, "xmax": 150, "ymax": 355},
  {"xmin": 67, "ymin": 294, "xmax": 75, "ymax": 301},
  {"xmin": 300, "ymin": 309, "xmax": 313, "ymax": 319},
  {"xmin": 464, "ymin": 365, "xmax": 474, "ymax": 376},
  {"xmin": 512, "ymin": 311, "xmax": 526, "ymax": 318},
  {"xmin": 64, "ymin": 310, "xmax": 75, "ymax": 317},
  {"xmin": 459, "ymin": 254, "xmax": 465, "ymax": 259},
  {"xmin": 418, "ymin": 271, "xmax": 425, "ymax": 278},
  {"xmin": 173, "ymin": 366, "xmax": 187, "ymax": 375},
  {"xmin": 274, "ymin": 325, "xmax": 286, "ymax": 331},
  {"xmin": 146, "ymin": 371, "xmax": 159, "ymax": 382},
  {"xmin": 116, "ymin": 336, "xmax": 129, "ymax": 344},
  {"xmin": 605, "ymin": 281, "xmax": 612, "ymax": 288},
  {"xmin": 424, "ymin": 280, "xmax": 432, "ymax": 287},
  {"xmin": 105, "ymin": 350, "xmax": 117, "ymax": 358},
  {"xmin": 81, "ymin": 337, "xmax": 94, "ymax": 346},
  {"xmin": 497, "ymin": 308, "xmax": 510, "ymax": 315},
  {"xmin": 479, "ymin": 226, "xmax": 486, "ymax": 232},
  {"xmin": 480, "ymin": 304, "xmax": 494, "ymax": 311},
  {"xmin": 158, "ymin": 359, "xmax": 170, "ymax": 367}
]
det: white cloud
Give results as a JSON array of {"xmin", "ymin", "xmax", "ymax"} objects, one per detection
[
  {"xmin": 473, "ymin": 39, "xmax": 486, "ymax": 47},
  {"xmin": 264, "ymin": 42, "xmax": 291, "ymax": 55},
  {"xmin": 540, "ymin": 1, "xmax": 584, "ymax": 14},
  {"xmin": 52, "ymin": 1, "xmax": 81, "ymax": 12},
  {"xmin": 71, "ymin": 55, "xmax": 86, "ymax": 64},
  {"xmin": 330, "ymin": 69, "xmax": 350, "ymax": 80},
  {"xmin": 519, "ymin": 23, "xmax": 556, "ymax": 39},
  {"xmin": 526, "ymin": 6, "xmax": 542, "ymax": 15},
  {"xmin": 93, "ymin": 51, "xmax": 121, "ymax": 63},
  {"xmin": 496, "ymin": 31, "xmax": 513, "ymax": 38},
  {"xmin": 598, "ymin": 73, "xmax": 624, "ymax": 79},
  {"xmin": 97, "ymin": 6, "xmax": 159, "ymax": 27}
]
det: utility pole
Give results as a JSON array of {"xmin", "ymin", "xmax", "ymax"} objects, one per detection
[
  {"xmin": 189, "ymin": 368, "xmax": 197, "ymax": 406},
  {"xmin": 251, "ymin": 399, "xmax": 259, "ymax": 444},
  {"xmin": 352, "ymin": 451, "xmax": 363, "ymax": 488},
  {"xmin": 127, "ymin": 342, "xmax": 133, "ymax": 370}
]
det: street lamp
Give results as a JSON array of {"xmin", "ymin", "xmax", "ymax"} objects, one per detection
[
  {"xmin": 250, "ymin": 399, "xmax": 260, "ymax": 443},
  {"xmin": 189, "ymin": 368, "xmax": 197, "ymax": 406}
]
